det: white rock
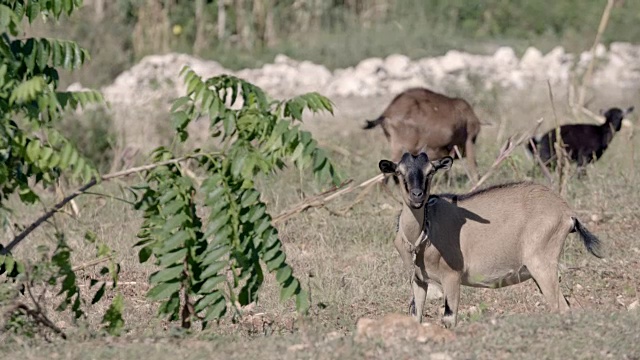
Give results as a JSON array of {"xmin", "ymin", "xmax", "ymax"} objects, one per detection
[
  {"xmin": 493, "ymin": 46, "xmax": 518, "ymax": 68},
  {"xmin": 439, "ymin": 50, "xmax": 467, "ymax": 73},
  {"xmin": 384, "ymin": 54, "xmax": 412, "ymax": 78},
  {"xmin": 274, "ymin": 53, "xmax": 295, "ymax": 65},
  {"xmin": 520, "ymin": 47, "xmax": 543, "ymax": 69},
  {"xmin": 355, "ymin": 57, "xmax": 384, "ymax": 77}
]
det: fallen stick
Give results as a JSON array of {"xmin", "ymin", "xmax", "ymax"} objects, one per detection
[{"xmin": 271, "ymin": 174, "xmax": 385, "ymax": 224}]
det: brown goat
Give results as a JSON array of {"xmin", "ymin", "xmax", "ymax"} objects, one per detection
[
  {"xmin": 379, "ymin": 151, "xmax": 602, "ymax": 328},
  {"xmin": 364, "ymin": 88, "xmax": 483, "ymax": 181}
]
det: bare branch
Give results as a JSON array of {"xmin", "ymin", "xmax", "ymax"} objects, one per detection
[
  {"xmin": 271, "ymin": 175, "xmax": 389, "ymax": 224},
  {"xmin": 528, "ymin": 139, "xmax": 555, "ymax": 185},
  {"xmin": 72, "ymin": 257, "xmax": 111, "ymax": 272},
  {"xmin": 469, "ymin": 119, "xmax": 543, "ymax": 192},
  {"xmin": 453, "ymin": 145, "xmax": 475, "ymax": 185},
  {"xmin": 1, "ymin": 153, "xmax": 219, "ymax": 255}
]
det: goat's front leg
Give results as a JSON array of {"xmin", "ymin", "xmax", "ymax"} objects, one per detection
[
  {"xmin": 441, "ymin": 273, "xmax": 461, "ymax": 328},
  {"xmin": 411, "ymin": 276, "xmax": 428, "ymax": 323},
  {"xmin": 394, "ymin": 231, "xmax": 417, "ymax": 314}
]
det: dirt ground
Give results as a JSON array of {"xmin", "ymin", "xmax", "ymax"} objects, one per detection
[{"xmin": 2, "ymin": 83, "xmax": 640, "ymax": 359}]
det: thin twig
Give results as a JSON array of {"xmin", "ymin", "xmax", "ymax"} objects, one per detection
[
  {"xmin": 577, "ymin": 0, "xmax": 615, "ymax": 107},
  {"xmin": 453, "ymin": 145, "xmax": 475, "ymax": 185},
  {"xmin": 469, "ymin": 120, "xmax": 543, "ymax": 192},
  {"xmin": 72, "ymin": 257, "xmax": 111, "ymax": 272},
  {"xmin": 271, "ymin": 175, "xmax": 386, "ymax": 224},
  {"xmin": 336, "ymin": 178, "xmax": 378, "ymax": 215},
  {"xmin": 1, "ymin": 153, "xmax": 218, "ymax": 255},
  {"xmin": 548, "ymin": 81, "xmax": 570, "ymax": 195},
  {"xmin": 528, "ymin": 139, "xmax": 555, "ymax": 185},
  {"xmin": 10, "ymin": 303, "xmax": 67, "ymax": 340}
]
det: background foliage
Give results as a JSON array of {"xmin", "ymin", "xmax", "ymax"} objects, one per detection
[
  {"xmin": 26, "ymin": 0, "xmax": 640, "ymax": 88},
  {"xmin": 1, "ymin": 0, "xmax": 341, "ymax": 337}
]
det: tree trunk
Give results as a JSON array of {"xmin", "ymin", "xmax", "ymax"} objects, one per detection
[
  {"xmin": 217, "ymin": 0, "xmax": 226, "ymax": 41},
  {"xmin": 193, "ymin": 0, "xmax": 207, "ymax": 55},
  {"xmin": 264, "ymin": 0, "xmax": 275, "ymax": 46},
  {"xmin": 234, "ymin": 0, "xmax": 252, "ymax": 49},
  {"xmin": 94, "ymin": 0, "xmax": 105, "ymax": 21}
]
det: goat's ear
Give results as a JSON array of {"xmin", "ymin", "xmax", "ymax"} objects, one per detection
[
  {"xmin": 379, "ymin": 160, "xmax": 397, "ymax": 174},
  {"xmin": 433, "ymin": 156, "xmax": 453, "ymax": 171},
  {"xmin": 626, "ymin": 106, "xmax": 635, "ymax": 115}
]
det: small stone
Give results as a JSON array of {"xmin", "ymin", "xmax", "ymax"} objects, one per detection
[
  {"xmin": 430, "ymin": 352, "xmax": 453, "ymax": 360},
  {"xmin": 287, "ymin": 344, "xmax": 308, "ymax": 352},
  {"xmin": 355, "ymin": 313, "xmax": 455, "ymax": 346},
  {"xmin": 628, "ymin": 300, "xmax": 639, "ymax": 311}
]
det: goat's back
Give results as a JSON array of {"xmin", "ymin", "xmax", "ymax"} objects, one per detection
[
  {"xmin": 427, "ymin": 182, "xmax": 574, "ymax": 281},
  {"xmin": 379, "ymin": 88, "xmax": 481, "ymax": 155},
  {"xmin": 536, "ymin": 124, "xmax": 605, "ymax": 163}
]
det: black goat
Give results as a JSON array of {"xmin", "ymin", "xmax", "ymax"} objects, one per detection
[{"xmin": 527, "ymin": 107, "xmax": 634, "ymax": 171}]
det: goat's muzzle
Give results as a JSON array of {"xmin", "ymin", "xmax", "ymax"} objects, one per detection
[{"xmin": 409, "ymin": 198, "xmax": 425, "ymax": 209}]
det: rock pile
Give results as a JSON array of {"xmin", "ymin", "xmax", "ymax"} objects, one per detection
[
  {"xmin": 88, "ymin": 43, "xmax": 639, "ymax": 150},
  {"xmin": 99, "ymin": 42, "xmax": 640, "ymax": 103}
]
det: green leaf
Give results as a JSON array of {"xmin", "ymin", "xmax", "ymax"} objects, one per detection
[
  {"xmin": 275, "ymin": 265, "xmax": 293, "ymax": 284},
  {"xmin": 4, "ymin": 256, "xmax": 15, "ymax": 275},
  {"xmin": 149, "ymin": 265, "xmax": 183, "ymax": 285},
  {"xmin": 147, "ymin": 281, "xmax": 181, "ymax": 301},
  {"xmin": 170, "ymin": 96, "xmax": 191, "ymax": 112},
  {"xmin": 280, "ymin": 278, "xmax": 299, "ymax": 301},
  {"xmin": 159, "ymin": 248, "xmax": 188, "ymax": 267},
  {"xmin": 266, "ymin": 251, "xmax": 286, "ymax": 272},
  {"xmin": 162, "ymin": 213, "xmax": 190, "ymax": 233},
  {"xmin": 138, "ymin": 246, "xmax": 153, "ymax": 263},
  {"xmin": 201, "ymin": 292, "xmax": 227, "ymax": 321},
  {"xmin": 91, "ymin": 283, "xmax": 106, "ymax": 304},
  {"xmin": 198, "ymin": 275, "xmax": 225, "ymax": 293},
  {"xmin": 295, "ymin": 290, "xmax": 310, "ymax": 313},
  {"xmin": 202, "ymin": 244, "xmax": 229, "ymax": 265},
  {"xmin": 171, "ymin": 111, "xmax": 190, "ymax": 130},
  {"xmin": 160, "ymin": 230, "xmax": 191, "ymax": 252},
  {"xmin": 102, "ymin": 293, "xmax": 125, "ymax": 336},
  {"xmin": 200, "ymin": 260, "xmax": 226, "ymax": 279}
]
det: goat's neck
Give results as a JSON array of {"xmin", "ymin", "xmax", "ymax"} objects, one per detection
[
  {"xmin": 399, "ymin": 202, "xmax": 426, "ymax": 241},
  {"xmin": 601, "ymin": 122, "xmax": 616, "ymax": 147}
]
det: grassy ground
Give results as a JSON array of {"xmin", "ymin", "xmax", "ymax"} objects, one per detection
[{"xmin": 2, "ymin": 83, "xmax": 640, "ymax": 358}]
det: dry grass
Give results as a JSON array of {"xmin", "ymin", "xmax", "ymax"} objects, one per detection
[{"xmin": 2, "ymin": 82, "xmax": 640, "ymax": 359}]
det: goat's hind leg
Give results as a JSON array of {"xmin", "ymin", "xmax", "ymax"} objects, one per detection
[
  {"xmin": 526, "ymin": 259, "xmax": 570, "ymax": 312},
  {"xmin": 441, "ymin": 273, "xmax": 461, "ymax": 328}
]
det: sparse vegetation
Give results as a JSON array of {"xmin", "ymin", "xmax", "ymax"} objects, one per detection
[
  {"xmin": 2, "ymin": 0, "xmax": 640, "ymax": 359},
  {"xmin": 25, "ymin": 0, "xmax": 640, "ymax": 88}
]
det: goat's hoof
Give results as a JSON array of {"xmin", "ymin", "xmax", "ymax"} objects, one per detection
[
  {"xmin": 408, "ymin": 298, "xmax": 416, "ymax": 316},
  {"xmin": 442, "ymin": 315, "xmax": 456, "ymax": 329}
]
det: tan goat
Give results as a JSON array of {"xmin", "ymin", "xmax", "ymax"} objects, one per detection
[
  {"xmin": 365, "ymin": 87, "xmax": 483, "ymax": 181},
  {"xmin": 379, "ymin": 151, "xmax": 602, "ymax": 328}
]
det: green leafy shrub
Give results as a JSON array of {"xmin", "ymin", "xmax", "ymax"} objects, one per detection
[{"xmin": 134, "ymin": 70, "xmax": 342, "ymax": 327}]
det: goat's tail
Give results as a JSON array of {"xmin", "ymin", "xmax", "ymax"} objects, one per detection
[
  {"xmin": 363, "ymin": 116, "xmax": 385, "ymax": 130},
  {"xmin": 571, "ymin": 217, "xmax": 603, "ymax": 258}
]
